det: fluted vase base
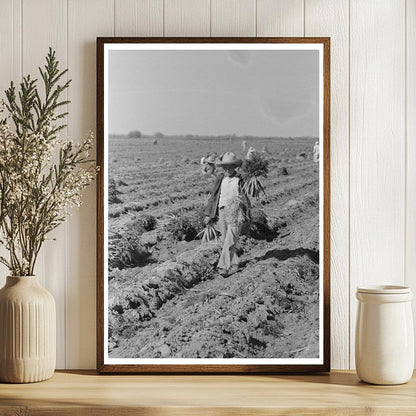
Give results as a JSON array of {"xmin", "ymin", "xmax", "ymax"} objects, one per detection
[
  {"xmin": 0, "ymin": 357, "xmax": 55, "ymax": 383},
  {"xmin": 0, "ymin": 276, "xmax": 56, "ymax": 383}
]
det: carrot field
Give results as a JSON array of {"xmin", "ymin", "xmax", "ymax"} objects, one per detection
[{"xmin": 107, "ymin": 135, "xmax": 320, "ymax": 359}]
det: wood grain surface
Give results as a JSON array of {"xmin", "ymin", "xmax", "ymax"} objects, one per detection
[
  {"xmin": 305, "ymin": 0, "xmax": 349, "ymax": 371},
  {"xmin": 349, "ymin": 0, "xmax": 406, "ymax": 369},
  {"xmin": 0, "ymin": 371, "xmax": 415, "ymax": 415},
  {"xmin": 22, "ymin": 0, "xmax": 68, "ymax": 369},
  {"xmin": 257, "ymin": 0, "xmax": 304, "ymax": 37},
  {"xmin": 211, "ymin": 0, "xmax": 256, "ymax": 37},
  {"xmin": 67, "ymin": 0, "xmax": 114, "ymax": 369},
  {"xmin": 165, "ymin": 0, "xmax": 210, "ymax": 37},
  {"xmin": 406, "ymin": 0, "xmax": 416, "ymax": 362},
  {"xmin": 115, "ymin": 0, "xmax": 163, "ymax": 37},
  {"xmin": 0, "ymin": 0, "xmax": 21, "ymax": 293},
  {"xmin": 0, "ymin": 0, "xmax": 413, "ymax": 371}
]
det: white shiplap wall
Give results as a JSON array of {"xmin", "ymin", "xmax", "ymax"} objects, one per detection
[{"xmin": 0, "ymin": 0, "xmax": 414, "ymax": 370}]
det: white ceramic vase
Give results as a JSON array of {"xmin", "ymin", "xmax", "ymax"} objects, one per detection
[
  {"xmin": 0, "ymin": 276, "xmax": 56, "ymax": 383},
  {"xmin": 355, "ymin": 285, "xmax": 414, "ymax": 385}
]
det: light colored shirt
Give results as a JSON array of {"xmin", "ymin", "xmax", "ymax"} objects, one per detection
[{"xmin": 218, "ymin": 176, "xmax": 239, "ymax": 208}]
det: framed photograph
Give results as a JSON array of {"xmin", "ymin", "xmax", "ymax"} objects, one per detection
[{"xmin": 97, "ymin": 37, "xmax": 330, "ymax": 373}]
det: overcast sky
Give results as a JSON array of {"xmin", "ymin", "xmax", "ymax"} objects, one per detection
[{"xmin": 108, "ymin": 49, "xmax": 319, "ymax": 137}]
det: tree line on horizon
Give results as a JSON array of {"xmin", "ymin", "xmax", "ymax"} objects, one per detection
[{"xmin": 109, "ymin": 131, "xmax": 318, "ymax": 141}]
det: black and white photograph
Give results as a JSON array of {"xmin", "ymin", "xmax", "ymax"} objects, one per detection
[{"xmin": 98, "ymin": 39, "xmax": 330, "ymax": 372}]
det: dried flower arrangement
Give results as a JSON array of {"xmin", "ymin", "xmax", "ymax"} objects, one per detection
[{"xmin": 0, "ymin": 49, "xmax": 96, "ymax": 276}]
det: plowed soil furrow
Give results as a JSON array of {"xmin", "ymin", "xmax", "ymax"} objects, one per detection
[{"xmin": 111, "ymin": 198, "xmax": 319, "ymax": 359}]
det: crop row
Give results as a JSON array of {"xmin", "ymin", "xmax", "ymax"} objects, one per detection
[
  {"xmin": 110, "ymin": 157, "xmax": 314, "ymax": 182},
  {"xmin": 110, "ymin": 159, "xmax": 315, "ymax": 199},
  {"xmin": 108, "ymin": 175, "xmax": 318, "ymax": 231},
  {"xmin": 111, "ymin": 163, "xmax": 317, "ymax": 213}
]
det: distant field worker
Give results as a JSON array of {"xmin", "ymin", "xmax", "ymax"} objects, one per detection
[
  {"xmin": 204, "ymin": 152, "xmax": 250, "ymax": 277},
  {"xmin": 200, "ymin": 153, "xmax": 217, "ymax": 176},
  {"xmin": 153, "ymin": 138, "xmax": 158, "ymax": 145},
  {"xmin": 313, "ymin": 141, "xmax": 319, "ymax": 162},
  {"xmin": 262, "ymin": 145, "xmax": 270, "ymax": 155},
  {"xmin": 242, "ymin": 140, "xmax": 247, "ymax": 152},
  {"xmin": 245, "ymin": 146, "xmax": 256, "ymax": 161}
]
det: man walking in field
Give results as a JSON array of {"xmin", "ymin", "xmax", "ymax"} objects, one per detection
[
  {"xmin": 204, "ymin": 152, "xmax": 250, "ymax": 277},
  {"xmin": 313, "ymin": 141, "xmax": 319, "ymax": 162}
]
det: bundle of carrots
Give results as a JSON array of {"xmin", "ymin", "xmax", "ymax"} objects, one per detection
[
  {"xmin": 197, "ymin": 223, "xmax": 219, "ymax": 243},
  {"xmin": 241, "ymin": 153, "xmax": 269, "ymax": 199}
]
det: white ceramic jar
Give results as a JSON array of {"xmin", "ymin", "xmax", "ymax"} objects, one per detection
[
  {"xmin": 355, "ymin": 285, "xmax": 414, "ymax": 385},
  {"xmin": 0, "ymin": 276, "xmax": 56, "ymax": 383}
]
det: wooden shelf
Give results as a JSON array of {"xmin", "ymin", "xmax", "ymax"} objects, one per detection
[{"xmin": 0, "ymin": 370, "xmax": 415, "ymax": 415}]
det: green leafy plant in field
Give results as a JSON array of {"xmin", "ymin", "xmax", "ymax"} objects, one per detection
[
  {"xmin": 129, "ymin": 213, "xmax": 156, "ymax": 233},
  {"xmin": 187, "ymin": 256, "xmax": 215, "ymax": 282},
  {"xmin": 109, "ymin": 178, "xmax": 122, "ymax": 204},
  {"xmin": 108, "ymin": 230, "xmax": 151, "ymax": 269},
  {"xmin": 163, "ymin": 212, "xmax": 198, "ymax": 241},
  {"xmin": 187, "ymin": 208, "xmax": 205, "ymax": 235},
  {"xmin": 249, "ymin": 209, "xmax": 275, "ymax": 241},
  {"xmin": 241, "ymin": 153, "xmax": 269, "ymax": 199}
]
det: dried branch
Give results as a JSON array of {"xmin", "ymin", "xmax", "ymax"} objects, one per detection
[{"xmin": 0, "ymin": 49, "xmax": 96, "ymax": 276}]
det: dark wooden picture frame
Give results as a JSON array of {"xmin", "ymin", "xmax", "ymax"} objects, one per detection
[{"xmin": 97, "ymin": 37, "xmax": 330, "ymax": 374}]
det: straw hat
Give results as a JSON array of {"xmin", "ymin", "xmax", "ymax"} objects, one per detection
[{"xmin": 216, "ymin": 152, "xmax": 242, "ymax": 167}]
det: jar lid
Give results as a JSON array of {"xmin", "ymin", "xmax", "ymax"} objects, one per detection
[{"xmin": 357, "ymin": 285, "xmax": 411, "ymax": 294}]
